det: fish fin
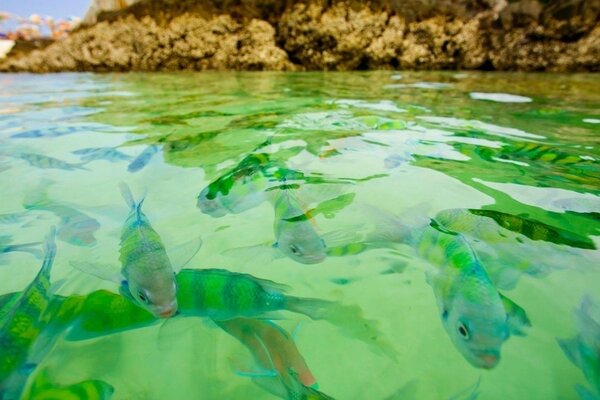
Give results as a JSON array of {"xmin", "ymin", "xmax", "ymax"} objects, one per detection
[
  {"xmin": 321, "ymin": 302, "xmax": 399, "ymax": 362},
  {"xmin": 499, "ymin": 293, "xmax": 531, "ymax": 336},
  {"xmin": 447, "ymin": 377, "xmax": 481, "ymax": 400},
  {"xmin": 118, "ymin": 182, "xmax": 137, "ymax": 210},
  {"xmin": 557, "ymin": 337, "xmax": 582, "ymax": 368},
  {"xmin": 222, "ymin": 242, "xmax": 281, "ymax": 265},
  {"xmin": 384, "ymin": 379, "xmax": 420, "ymax": 400},
  {"xmin": 577, "ymin": 295, "xmax": 600, "ymax": 334},
  {"xmin": 321, "ymin": 226, "xmax": 365, "ymax": 248},
  {"xmin": 252, "ymin": 376, "xmax": 288, "ymax": 399},
  {"xmin": 285, "ymin": 296, "xmax": 335, "ymax": 320},
  {"xmin": 69, "ymin": 260, "xmax": 123, "ymax": 283},
  {"xmin": 3, "ymin": 242, "xmax": 43, "ymax": 258},
  {"xmin": 39, "ymin": 227, "xmax": 57, "ymax": 278},
  {"xmin": 575, "ymin": 384, "xmax": 599, "ymax": 400},
  {"xmin": 358, "ymin": 205, "xmax": 414, "ymax": 244},
  {"xmin": 166, "ymin": 236, "xmax": 204, "ymax": 272}
]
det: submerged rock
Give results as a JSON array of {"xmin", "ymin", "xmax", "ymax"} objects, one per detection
[{"xmin": 1, "ymin": 0, "xmax": 598, "ymax": 72}]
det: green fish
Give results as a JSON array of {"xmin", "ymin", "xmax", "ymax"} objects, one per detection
[
  {"xmin": 271, "ymin": 185, "xmax": 327, "ymax": 265},
  {"xmin": 412, "ymin": 219, "xmax": 530, "ymax": 369},
  {"xmin": 0, "ymin": 228, "xmax": 57, "ymax": 395},
  {"xmin": 17, "ymin": 153, "xmax": 87, "ymax": 171},
  {"xmin": 117, "ymin": 183, "xmax": 178, "ymax": 318},
  {"xmin": 176, "ymin": 268, "xmax": 332, "ymax": 321},
  {"xmin": 25, "ymin": 372, "xmax": 114, "ymax": 400},
  {"xmin": 197, "ymin": 153, "xmax": 271, "ymax": 217},
  {"xmin": 558, "ymin": 296, "xmax": 600, "ymax": 400}
]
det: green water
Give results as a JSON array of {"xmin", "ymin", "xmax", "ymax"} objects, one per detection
[{"xmin": 0, "ymin": 71, "xmax": 599, "ymax": 399}]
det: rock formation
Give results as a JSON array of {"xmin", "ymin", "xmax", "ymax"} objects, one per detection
[{"xmin": 1, "ymin": 0, "xmax": 599, "ymax": 72}]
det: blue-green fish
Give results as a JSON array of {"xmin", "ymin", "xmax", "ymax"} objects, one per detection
[
  {"xmin": 0, "ymin": 228, "xmax": 57, "ymax": 396},
  {"xmin": 72, "ymin": 147, "xmax": 133, "ymax": 163},
  {"xmin": 118, "ymin": 183, "xmax": 177, "ymax": 318},
  {"xmin": 411, "ymin": 219, "xmax": 530, "ymax": 369},
  {"xmin": 558, "ymin": 296, "xmax": 600, "ymax": 400},
  {"xmin": 127, "ymin": 145, "xmax": 159, "ymax": 173},
  {"xmin": 17, "ymin": 153, "xmax": 87, "ymax": 171},
  {"xmin": 23, "ymin": 188, "xmax": 100, "ymax": 247}
]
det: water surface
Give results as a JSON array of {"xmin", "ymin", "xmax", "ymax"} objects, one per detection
[{"xmin": 1, "ymin": 71, "xmax": 599, "ymax": 399}]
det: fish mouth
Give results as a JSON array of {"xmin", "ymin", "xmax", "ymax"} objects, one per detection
[
  {"xmin": 157, "ymin": 304, "xmax": 177, "ymax": 318},
  {"xmin": 473, "ymin": 350, "xmax": 500, "ymax": 369}
]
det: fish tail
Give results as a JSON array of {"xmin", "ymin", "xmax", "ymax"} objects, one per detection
[
  {"xmin": 285, "ymin": 296, "xmax": 334, "ymax": 320},
  {"xmin": 4, "ymin": 242, "xmax": 43, "ymax": 258},
  {"xmin": 39, "ymin": 226, "xmax": 57, "ymax": 279},
  {"xmin": 119, "ymin": 182, "xmax": 144, "ymax": 212}
]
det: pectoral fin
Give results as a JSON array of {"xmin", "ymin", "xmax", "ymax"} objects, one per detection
[
  {"xmin": 69, "ymin": 260, "xmax": 123, "ymax": 284},
  {"xmin": 500, "ymin": 293, "xmax": 531, "ymax": 336}
]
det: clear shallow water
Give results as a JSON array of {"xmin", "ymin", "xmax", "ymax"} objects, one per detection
[{"xmin": 0, "ymin": 71, "xmax": 599, "ymax": 399}]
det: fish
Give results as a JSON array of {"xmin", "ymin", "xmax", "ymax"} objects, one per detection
[
  {"xmin": 176, "ymin": 268, "xmax": 332, "ymax": 321},
  {"xmin": 197, "ymin": 153, "xmax": 271, "ymax": 217},
  {"xmin": 117, "ymin": 183, "xmax": 178, "ymax": 318},
  {"xmin": 271, "ymin": 185, "xmax": 327, "ymax": 265},
  {"xmin": 127, "ymin": 145, "xmax": 159, "ymax": 173},
  {"xmin": 23, "ymin": 186, "xmax": 100, "ymax": 247},
  {"xmin": 11, "ymin": 126, "xmax": 89, "ymax": 139},
  {"xmin": 0, "ymin": 228, "xmax": 58, "ymax": 396},
  {"xmin": 72, "ymin": 147, "xmax": 133, "ymax": 163},
  {"xmin": 217, "ymin": 318, "xmax": 334, "ymax": 400},
  {"xmin": 16, "ymin": 153, "xmax": 87, "ymax": 171},
  {"xmin": 434, "ymin": 208, "xmax": 593, "ymax": 289},
  {"xmin": 411, "ymin": 219, "xmax": 530, "ymax": 369},
  {"xmin": 0, "ymin": 212, "xmax": 27, "ymax": 225},
  {"xmin": 557, "ymin": 296, "xmax": 600, "ymax": 399},
  {"xmin": 0, "ymin": 235, "xmax": 42, "ymax": 264},
  {"xmin": 25, "ymin": 372, "xmax": 115, "ymax": 400}
]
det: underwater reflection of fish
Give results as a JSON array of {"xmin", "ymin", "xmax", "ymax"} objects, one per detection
[
  {"xmin": 72, "ymin": 147, "xmax": 133, "ymax": 164},
  {"xmin": 25, "ymin": 373, "xmax": 115, "ymax": 400},
  {"xmin": 216, "ymin": 318, "xmax": 336, "ymax": 399},
  {"xmin": 23, "ymin": 186, "xmax": 100, "ymax": 247},
  {"xmin": 434, "ymin": 208, "xmax": 596, "ymax": 289},
  {"xmin": 0, "ymin": 228, "xmax": 59, "ymax": 397},
  {"xmin": 16, "ymin": 153, "xmax": 87, "ymax": 171},
  {"xmin": 558, "ymin": 296, "xmax": 600, "ymax": 400},
  {"xmin": 127, "ymin": 145, "xmax": 159, "ymax": 173},
  {"xmin": 0, "ymin": 235, "xmax": 42, "ymax": 264},
  {"xmin": 197, "ymin": 153, "xmax": 271, "ymax": 217}
]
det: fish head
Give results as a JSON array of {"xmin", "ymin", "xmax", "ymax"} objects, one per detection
[
  {"xmin": 442, "ymin": 285, "xmax": 509, "ymax": 369},
  {"xmin": 277, "ymin": 223, "xmax": 327, "ymax": 265},
  {"xmin": 197, "ymin": 188, "xmax": 228, "ymax": 217},
  {"xmin": 125, "ymin": 272, "xmax": 178, "ymax": 318}
]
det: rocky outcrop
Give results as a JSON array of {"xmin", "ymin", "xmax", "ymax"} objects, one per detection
[{"xmin": 1, "ymin": 0, "xmax": 599, "ymax": 72}]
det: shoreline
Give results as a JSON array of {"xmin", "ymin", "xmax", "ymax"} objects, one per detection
[{"xmin": 1, "ymin": 0, "xmax": 599, "ymax": 73}]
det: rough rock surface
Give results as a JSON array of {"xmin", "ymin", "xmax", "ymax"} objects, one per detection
[{"xmin": 1, "ymin": 0, "xmax": 599, "ymax": 72}]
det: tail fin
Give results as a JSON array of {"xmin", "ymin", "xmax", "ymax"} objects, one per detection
[
  {"xmin": 39, "ymin": 227, "xmax": 57, "ymax": 279},
  {"xmin": 119, "ymin": 182, "xmax": 145, "ymax": 216},
  {"xmin": 285, "ymin": 297, "xmax": 335, "ymax": 320},
  {"xmin": 4, "ymin": 242, "xmax": 43, "ymax": 259}
]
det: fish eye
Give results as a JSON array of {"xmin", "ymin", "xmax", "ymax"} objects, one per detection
[
  {"xmin": 289, "ymin": 244, "xmax": 300, "ymax": 254},
  {"xmin": 137, "ymin": 290, "xmax": 149, "ymax": 304},
  {"xmin": 458, "ymin": 323, "xmax": 470, "ymax": 340}
]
